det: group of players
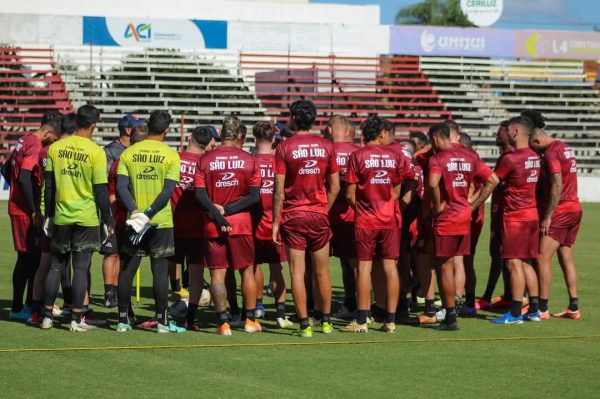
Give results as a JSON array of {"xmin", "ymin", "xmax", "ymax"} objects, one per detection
[{"xmin": 5, "ymin": 99, "xmax": 582, "ymax": 336}]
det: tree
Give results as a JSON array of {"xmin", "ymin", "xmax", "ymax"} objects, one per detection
[{"xmin": 395, "ymin": 0, "xmax": 474, "ymax": 27}]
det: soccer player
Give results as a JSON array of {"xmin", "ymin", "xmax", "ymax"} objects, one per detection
[
  {"xmin": 427, "ymin": 123, "xmax": 498, "ymax": 330},
  {"xmin": 327, "ymin": 115, "xmax": 360, "ymax": 319},
  {"xmin": 7, "ymin": 114, "xmax": 61, "ymax": 320},
  {"xmin": 477, "ymin": 121, "xmax": 513, "ymax": 310},
  {"xmin": 41, "ymin": 105, "xmax": 113, "ymax": 332},
  {"xmin": 170, "ymin": 126, "xmax": 215, "ymax": 330},
  {"xmin": 252, "ymin": 121, "xmax": 293, "ymax": 328},
  {"xmin": 491, "ymin": 116, "xmax": 541, "ymax": 324},
  {"xmin": 195, "ymin": 116, "xmax": 262, "ymax": 336},
  {"xmin": 272, "ymin": 100, "xmax": 340, "ymax": 338},
  {"xmin": 341, "ymin": 116, "xmax": 415, "ymax": 333},
  {"xmin": 116, "ymin": 110, "xmax": 185, "ymax": 333},
  {"xmin": 527, "ymin": 110, "xmax": 583, "ymax": 320},
  {"xmin": 409, "ymin": 131, "xmax": 429, "ymax": 152}
]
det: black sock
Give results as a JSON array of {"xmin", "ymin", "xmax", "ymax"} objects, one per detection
[
  {"xmin": 63, "ymin": 287, "xmax": 72, "ymax": 305},
  {"xmin": 32, "ymin": 300, "xmax": 41, "ymax": 313},
  {"xmin": 104, "ymin": 284, "xmax": 114, "ymax": 295},
  {"xmin": 186, "ymin": 303, "xmax": 198, "ymax": 326},
  {"xmin": 156, "ymin": 310, "xmax": 168, "ymax": 325},
  {"xmin": 445, "ymin": 307, "xmax": 457, "ymax": 324},
  {"xmin": 465, "ymin": 293, "xmax": 475, "ymax": 308},
  {"xmin": 357, "ymin": 310, "xmax": 369, "ymax": 325},
  {"xmin": 118, "ymin": 307, "xmax": 129, "ymax": 324},
  {"xmin": 314, "ymin": 310, "xmax": 323, "ymax": 321},
  {"xmin": 256, "ymin": 298, "xmax": 263, "ymax": 307},
  {"xmin": 245, "ymin": 309, "xmax": 256, "ymax": 322},
  {"xmin": 529, "ymin": 296, "xmax": 539, "ymax": 313},
  {"xmin": 385, "ymin": 312, "xmax": 396, "ymax": 324},
  {"xmin": 128, "ymin": 304, "xmax": 136, "ymax": 319},
  {"xmin": 276, "ymin": 302, "xmax": 286, "ymax": 319},
  {"xmin": 425, "ymin": 300, "xmax": 436, "ymax": 316},
  {"xmin": 72, "ymin": 311, "xmax": 83, "ymax": 323},
  {"xmin": 300, "ymin": 317, "xmax": 310, "ymax": 329},
  {"xmin": 170, "ymin": 279, "xmax": 181, "ymax": 292},
  {"xmin": 397, "ymin": 299, "xmax": 409, "ymax": 316},
  {"xmin": 569, "ymin": 297, "xmax": 578, "ymax": 311},
  {"xmin": 218, "ymin": 311, "xmax": 229, "ymax": 326},
  {"xmin": 539, "ymin": 298, "xmax": 549, "ymax": 312},
  {"xmin": 43, "ymin": 307, "xmax": 54, "ymax": 319},
  {"xmin": 510, "ymin": 300, "xmax": 522, "ymax": 318},
  {"xmin": 322, "ymin": 313, "xmax": 331, "ymax": 323}
]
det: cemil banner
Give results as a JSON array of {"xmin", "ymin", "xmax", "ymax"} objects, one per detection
[
  {"xmin": 83, "ymin": 16, "xmax": 227, "ymax": 49},
  {"xmin": 389, "ymin": 25, "xmax": 515, "ymax": 57},
  {"xmin": 515, "ymin": 30, "xmax": 600, "ymax": 60}
]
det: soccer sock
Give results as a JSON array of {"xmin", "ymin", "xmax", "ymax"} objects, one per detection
[
  {"xmin": 444, "ymin": 307, "xmax": 457, "ymax": 324},
  {"xmin": 32, "ymin": 300, "xmax": 41, "ymax": 313},
  {"xmin": 397, "ymin": 299, "xmax": 409, "ymax": 316},
  {"xmin": 44, "ymin": 252, "xmax": 69, "ymax": 312},
  {"xmin": 245, "ymin": 309, "xmax": 256, "ymax": 322},
  {"xmin": 62, "ymin": 287, "xmax": 73, "ymax": 305},
  {"xmin": 104, "ymin": 284, "xmax": 114, "ymax": 295},
  {"xmin": 465, "ymin": 293, "xmax": 476, "ymax": 308},
  {"xmin": 186, "ymin": 303, "xmax": 198, "ymax": 326},
  {"xmin": 229, "ymin": 301, "xmax": 240, "ymax": 315},
  {"xmin": 43, "ymin": 307, "xmax": 54, "ymax": 320},
  {"xmin": 276, "ymin": 302, "xmax": 286, "ymax": 319},
  {"xmin": 170, "ymin": 279, "xmax": 181, "ymax": 292},
  {"xmin": 300, "ymin": 317, "xmax": 310, "ymax": 329},
  {"xmin": 569, "ymin": 297, "xmax": 579, "ymax": 312},
  {"xmin": 529, "ymin": 296, "xmax": 539, "ymax": 313},
  {"xmin": 72, "ymin": 310, "xmax": 83, "ymax": 324},
  {"xmin": 218, "ymin": 311, "xmax": 229, "ymax": 326},
  {"xmin": 150, "ymin": 257, "xmax": 169, "ymax": 325},
  {"xmin": 385, "ymin": 312, "xmax": 396, "ymax": 324},
  {"xmin": 424, "ymin": 299, "xmax": 436, "ymax": 316},
  {"xmin": 314, "ymin": 310, "xmax": 323, "ymax": 321},
  {"xmin": 322, "ymin": 313, "xmax": 331, "ymax": 324},
  {"xmin": 71, "ymin": 252, "xmax": 93, "ymax": 310},
  {"xmin": 118, "ymin": 306, "xmax": 129, "ymax": 324},
  {"xmin": 357, "ymin": 310, "xmax": 369, "ymax": 325},
  {"xmin": 156, "ymin": 309, "xmax": 168, "ymax": 326},
  {"xmin": 256, "ymin": 298, "xmax": 263, "ymax": 308},
  {"xmin": 11, "ymin": 253, "xmax": 28, "ymax": 312},
  {"xmin": 539, "ymin": 298, "xmax": 549, "ymax": 312},
  {"xmin": 510, "ymin": 300, "xmax": 523, "ymax": 318}
]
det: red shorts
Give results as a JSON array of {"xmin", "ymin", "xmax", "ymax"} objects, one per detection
[
  {"xmin": 355, "ymin": 227, "xmax": 400, "ymax": 261},
  {"xmin": 501, "ymin": 219, "xmax": 539, "ymax": 260},
  {"xmin": 254, "ymin": 239, "xmax": 287, "ymax": 265},
  {"xmin": 171, "ymin": 236, "xmax": 204, "ymax": 264},
  {"xmin": 10, "ymin": 215, "xmax": 39, "ymax": 252},
  {"xmin": 548, "ymin": 211, "xmax": 582, "ymax": 247},
  {"xmin": 203, "ymin": 235, "xmax": 254, "ymax": 270},
  {"xmin": 281, "ymin": 211, "xmax": 332, "ymax": 252},
  {"xmin": 330, "ymin": 223, "xmax": 355, "ymax": 259},
  {"xmin": 434, "ymin": 234, "xmax": 470, "ymax": 258},
  {"xmin": 470, "ymin": 218, "xmax": 484, "ymax": 254}
]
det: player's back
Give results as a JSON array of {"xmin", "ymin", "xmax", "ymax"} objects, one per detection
[
  {"xmin": 172, "ymin": 151, "xmax": 203, "ymax": 236},
  {"xmin": 544, "ymin": 140, "xmax": 581, "ymax": 213},
  {"xmin": 496, "ymin": 148, "xmax": 540, "ymax": 220},
  {"xmin": 254, "ymin": 152, "xmax": 275, "ymax": 240},
  {"xmin": 330, "ymin": 141, "xmax": 360, "ymax": 225},
  {"xmin": 8, "ymin": 133, "xmax": 43, "ymax": 216}
]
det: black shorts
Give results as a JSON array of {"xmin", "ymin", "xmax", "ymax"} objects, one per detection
[
  {"xmin": 52, "ymin": 224, "xmax": 101, "ymax": 254},
  {"xmin": 122, "ymin": 227, "xmax": 175, "ymax": 258},
  {"xmin": 170, "ymin": 236, "xmax": 204, "ymax": 264},
  {"xmin": 100, "ymin": 226, "xmax": 126, "ymax": 255}
]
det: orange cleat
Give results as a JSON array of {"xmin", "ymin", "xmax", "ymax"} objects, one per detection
[
  {"xmin": 418, "ymin": 314, "xmax": 438, "ymax": 325},
  {"xmin": 539, "ymin": 311, "xmax": 550, "ymax": 320},
  {"xmin": 552, "ymin": 309, "xmax": 581, "ymax": 320},
  {"xmin": 216, "ymin": 322, "xmax": 232, "ymax": 336},
  {"xmin": 244, "ymin": 319, "xmax": 262, "ymax": 333}
]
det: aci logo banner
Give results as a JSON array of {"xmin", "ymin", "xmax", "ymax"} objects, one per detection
[{"xmin": 124, "ymin": 22, "xmax": 152, "ymax": 42}]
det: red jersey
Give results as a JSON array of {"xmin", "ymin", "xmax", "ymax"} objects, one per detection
[
  {"xmin": 195, "ymin": 145, "xmax": 260, "ymax": 238},
  {"xmin": 253, "ymin": 153, "xmax": 277, "ymax": 241},
  {"xmin": 172, "ymin": 151, "xmax": 203, "ymax": 238},
  {"xmin": 8, "ymin": 133, "xmax": 44, "ymax": 216},
  {"xmin": 273, "ymin": 133, "xmax": 339, "ymax": 218},
  {"xmin": 429, "ymin": 145, "xmax": 493, "ymax": 235},
  {"xmin": 415, "ymin": 147, "xmax": 434, "ymax": 175},
  {"xmin": 494, "ymin": 148, "xmax": 540, "ymax": 222},
  {"xmin": 490, "ymin": 149, "xmax": 514, "ymax": 231},
  {"xmin": 541, "ymin": 140, "xmax": 581, "ymax": 215},
  {"xmin": 108, "ymin": 160, "xmax": 128, "ymax": 228},
  {"xmin": 330, "ymin": 141, "xmax": 360, "ymax": 225},
  {"xmin": 414, "ymin": 164, "xmax": 425, "ymax": 199},
  {"xmin": 346, "ymin": 144, "xmax": 415, "ymax": 229}
]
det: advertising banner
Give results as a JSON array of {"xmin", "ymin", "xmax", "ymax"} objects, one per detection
[
  {"xmin": 515, "ymin": 30, "xmax": 600, "ymax": 60},
  {"xmin": 83, "ymin": 16, "xmax": 227, "ymax": 49},
  {"xmin": 389, "ymin": 25, "xmax": 515, "ymax": 57}
]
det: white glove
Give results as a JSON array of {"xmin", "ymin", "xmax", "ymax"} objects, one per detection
[
  {"xmin": 43, "ymin": 217, "xmax": 53, "ymax": 238},
  {"xmin": 126, "ymin": 212, "xmax": 150, "ymax": 233}
]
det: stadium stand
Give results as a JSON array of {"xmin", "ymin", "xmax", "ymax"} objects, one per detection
[
  {"xmin": 0, "ymin": 46, "xmax": 73, "ymax": 157},
  {"xmin": 54, "ymin": 46, "xmax": 268, "ymax": 148},
  {"xmin": 240, "ymin": 53, "xmax": 451, "ymax": 134},
  {"xmin": 419, "ymin": 56, "xmax": 600, "ymax": 173}
]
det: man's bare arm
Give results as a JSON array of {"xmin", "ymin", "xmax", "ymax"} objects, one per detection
[
  {"xmin": 272, "ymin": 174, "xmax": 286, "ymax": 244},
  {"xmin": 326, "ymin": 172, "xmax": 340, "ymax": 212},
  {"xmin": 541, "ymin": 172, "xmax": 562, "ymax": 236},
  {"xmin": 470, "ymin": 173, "xmax": 500, "ymax": 212}
]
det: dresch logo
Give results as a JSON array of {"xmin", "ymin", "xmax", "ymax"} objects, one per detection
[
  {"xmin": 216, "ymin": 172, "xmax": 239, "ymax": 188},
  {"xmin": 124, "ymin": 23, "xmax": 152, "ymax": 42}
]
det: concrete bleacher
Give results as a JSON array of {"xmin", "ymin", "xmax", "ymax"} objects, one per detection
[
  {"xmin": 419, "ymin": 56, "xmax": 600, "ymax": 174},
  {"xmin": 240, "ymin": 53, "xmax": 451, "ymax": 134},
  {"xmin": 54, "ymin": 46, "xmax": 268, "ymax": 148},
  {"xmin": 0, "ymin": 46, "xmax": 73, "ymax": 157}
]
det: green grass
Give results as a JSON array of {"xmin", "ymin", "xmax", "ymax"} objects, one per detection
[{"xmin": 1, "ymin": 201, "xmax": 599, "ymax": 398}]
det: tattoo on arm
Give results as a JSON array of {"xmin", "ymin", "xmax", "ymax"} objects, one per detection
[{"xmin": 545, "ymin": 173, "xmax": 562, "ymax": 220}]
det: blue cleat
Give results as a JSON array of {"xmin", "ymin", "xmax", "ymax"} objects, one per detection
[
  {"xmin": 491, "ymin": 312, "xmax": 524, "ymax": 325},
  {"xmin": 255, "ymin": 303, "xmax": 266, "ymax": 319},
  {"xmin": 9, "ymin": 307, "xmax": 32, "ymax": 320},
  {"xmin": 523, "ymin": 310, "xmax": 541, "ymax": 322}
]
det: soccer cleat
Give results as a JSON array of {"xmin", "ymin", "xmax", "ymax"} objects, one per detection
[
  {"xmin": 244, "ymin": 319, "xmax": 262, "ymax": 333},
  {"xmin": 184, "ymin": 322, "xmax": 201, "ymax": 332},
  {"xmin": 523, "ymin": 310, "xmax": 541, "ymax": 322},
  {"xmin": 27, "ymin": 311, "xmax": 41, "ymax": 325},
  {"xmin": 157, "ymin": 321, "xmax": 187, "ymax": 333},
  {"xmin": 539, "ymin": 310, "xmax": 550, "ymax": 320},
  {"xmin": 475, "ymin": 298, "xmax": 492, "ymax": 310},
  {"xmin": 116, "ymin": 322, "xmax": 132, "ymax": 332},
  {"xmin": 40, "ymin": 317, "xmax": 54, "ymax": 330},
  {"xmin": 104, "ymin": 293, "xmax": 118, "ymax": 308},
  {"xmin": 58, "ymin": 304, "xmax": 72, "ymax": 316},
  {"xmin": 491, "ymin": 312, "xmax": 524, "ymax": 325},
  {"xmin": 140, "ymin": 319, "xmax": 159, "ymax": 330},
  {"xmin": 490, "ymin": 296, "xmax": 511, "ymax": 309},
  {"xmin": 333, "ymin": 306, "xmax": 357, "ymax": 319},
  {"xmin": 228, "ymin": 312, "xmax": 243, "ymax": 328},
  {"xmin": 339, "ymin": 320, "xmax": 368, "ymax": 333},
  {"xmin": 435, "ymin": 309, "xmax": 446, "ymax": 322},
  {"xmin": 83, "ymin": 313, "xmax": 108, "ymax": 326},
  {"xmin": 292, "ymin": 326, "xmax": 313, "ymax": 338},
  {"xmin": 9, "ymin": 307, "xmax": 32, "ymax": 320},
  {"xmin": 309, "ymin": 317, "xmax": 320, "ymax": 327},
  {"xmin": 255, "ymin": 303, "xmax": 265, "ymax": 319},
  {"xmin": 459, "ymin": 305, "xmax": 477, "ymax": 318},
  {"xmin": 552, "ymin": 309, "xmax": 581, "ymax": 320},
  {"xmin": 418, "ymin": 314, "xmax": 438, "ymax": 325},
  {"xmin": 438, "ymin": 321, "xmax": 460, "ymax": 331},
  {"xmin": 276, "ymin": 316, "xmax": 294, "ymax": 329},
  {"xmin": 70, "ymin": 320, "xmax": 96, "ymax": 332},
  {"xmin": 380, "ymin": 322, "xmax": 396, "ymax": 333},
  {"xmin": 321, "ymin": 321, "xmax": 334, "ymax": 334},
  {"xmin": 170, "ymin": 287, "xmax": 190, "ymax": 301},
  {"xmin": 217, "ymin": 322, "xmax": 232, "ymax": 336}
]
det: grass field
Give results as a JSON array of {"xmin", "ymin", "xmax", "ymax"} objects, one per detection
[{"xmin": 0, "ymin": 200, "xmax": 599, "ymax": 398}]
